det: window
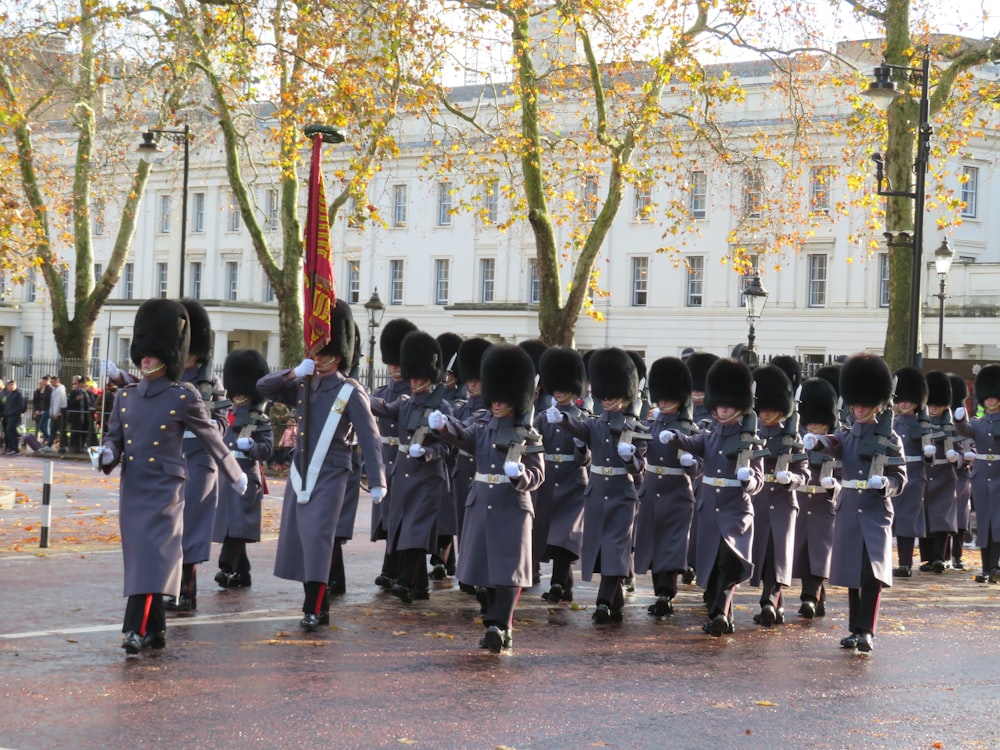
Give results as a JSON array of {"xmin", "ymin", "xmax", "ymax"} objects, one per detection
[
  {"xmin": 93, "ymin": 263, "xmax": 103, "ymax": 285},
  {"xmin": 437, "ymin": 182, "xmax": 453, "ymax": 226},
  {"xmin": 807, "ymin": 254, "xmax": 827, "ymax": 307},
  {"xmin": 93, "ymin": 198, "xmax": 105, "ymax": 236},
  {"xmin": 434, "ymin": 259, "xmax": 450, "ymax": 305},
  {"xmin": 347, "ymin": 196, "xmax": 361, "ymax": 229},
  {"xmin": 633, "ymin": 183, "xmax": 652, "ymax": 222},
  {"xmin": 527, "ymin": 258, "xmax": 540, "ymax": 305},
  {"xmin": 225, "ymin": 261, "xmax": 238, "ymax": 301},
  {"xmin": 583, "ymin": 175, "xmax": 600, "ymax": 220},
  {"xmin": 61, "ymin": 267, "xmax": 69, "ymax": 297},
  {"xmin": 392, "ymin": 184, "xmax": 407, "ymax": 227},
  {"xmin": 118, "ymin": 337, "xmax": 131, "ymax": 363},
  {"xmin": 27, "ymin": 267, "xmax": 36, "ymax": 302},
  {"xmin": 189, "ymin": 261, "xmax": 203, "ymax": 299},
  {"xmin": 193, "ymin": 192, "xmax": 206, "ymax": 233},
  {"xmin": 742, "ymin": 167, "xmax": 764, "ymax": 218},
  {"xmin": 347, "ymin": 260, "xmax": 361, "ymax": 304},
  {"xmin": 810, "ymin": 166, "xmax": 832, "ymax": 214},
  {"xmin": 24, "ymin": 334, "xmax": 33, "ymax": 359},
  {"xmin": 156, "ymin": 262, "xmax": 168, "ymax": 298},
  {"xmin": 631, "ymin": 256, "xmax": 648, "ymax": 306},
  {"xmin": 479, "ymin": 258, "xmax": 495, "ymax": 303},
  {"xmin": 123, "ymin": 262, "xmax": 134, "ymax": 300},
  {"xmin": 686, "ymin": 255, "xmax": 704, "ymax": 307},
  {"xmin": 961, "ymin": 166, "xmax": 979, "ymax": 218},
  {"xmin": 689, "ymin": 170, "xmax": 707, "ymax": 219},
  {"xmin": 227, "ymin": 192, "xmax": 241, "ymax": 232},
  {"xmin": 264, "ymin": 188, "xmax": 279, "ymax": 230},
  {"xmin": 389, "ymin": 259, "xmax": 404, "ymax": 304},
  {"xmin": 263, "ymin": 274, "xmax": 275, "ymax": 303},
  {"xmin": 91, "ymin": 337, "xmax": 101, "ymax": 363},
  {"xmin": 159, "ymin": 194, "xmax": 171, "ymax": 233},
  {"xmin": 484, "ymin": 179, "xmax": 499, "ymax": 224},
  {"xmin": 878, "ymin": 252, "xmax": 890, "ymax": 308}
]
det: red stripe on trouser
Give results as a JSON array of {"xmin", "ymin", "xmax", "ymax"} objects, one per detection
[
  {"xmin": 140, "ymin": 594, "xmax": 152, "ymax": 637},
  {"xmin": 314, "ymin": 584, "xmax": 327, "ymax": 615}
]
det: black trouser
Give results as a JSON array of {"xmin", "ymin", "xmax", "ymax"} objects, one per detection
[
  {"xmin": 847, "ymin": 545, "xmax": 882, "ymax": 636},
  {"xmin": 596, "ymin": 575, "xmax": 624, "ymax": 611},
  {"xmin": 218, "ymin": 537, "xmax": 251, "ymax": 576},
  {"xmin": 896, "ymin": 536, "xmax": 915, "ymax": 567},
  {"xmin": 4, "ymin": 419, "xmax": 20, "ymax": 451},
  {"xmin": 396, "ymin": 548, "xmax": 429, "ymax": 592},
  {"xmin": 179, "ymin": 562, "xmax": 197, "ymax": 601},
  {"xmin": 123, "ymin": 594, "xmax": 166, "ymax": 636},
  {"xmin": 549, "ymin": 547, "xmax": 576, "ymax": 591},
  {"xmin": 652, "ymin": 570, "xmax": 678, "ymax": 599},
  {"xmin": 303, "ymin": 581, "xmax": 328, "ymax": 615},
  {"xmin": 704, "ymin": 541, "xmax": 743, "ymax": 621},
  {"xmin": 757, "ymin": 534, "xmax": 784, "ymax": 610},
  {"xmin": 981, "ymin": 530, "xmax": 1000, "ymax": 572},
  {"xmin": 924, "ymin": 531, "xmax": 950, "ymax": 563},
  {"xmin": 483, "ymin": 585, "xmax": 521, "ymax": 631},
  {"xmin": 328, "ymin": 538, "xmax": 346, "ymax": 590},
  {"xmin": 800, "ymin": 572, "xmax": 826, "ymax": 604}
]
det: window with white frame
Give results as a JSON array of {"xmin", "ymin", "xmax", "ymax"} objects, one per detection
[
  {"xmin": 27, "ymin": 267, "xmax": 36, "ymax": 302},
  {"xmin": 527, "ymin": 258, "xmax": 540, "ymax": 304},
  {"xmin": 392, "ymin": 184, "xmax": 407, "ymax": 227},
  {"xmin": 159, "ymin": 194, "xmax": 171, "ymax": 233},
  {"xmin": 264, "ymin": 188, "xmax": 279, "ymax": 230},
  {"xmin": 437, "ymin": 182, "xmax": 453, "ymax": 226},
  {"xmin": 123, "ymin": 262, "xmax": 134, "ymax": 300},
  {"xmin": 631, "ymin": 256, "xmax": 648, "ymax": 307},
  {"xmin": 93, "ymin": 263, "xmax": 103, "ymax": 286},
  {"xmin": 434, "ymin": 259, "xmax": 450, "ymax": 305},
  {"xmin": 686, "ymin": 255, "xmax": 704, "ymax": 307},
  {"xmin": 347, "ymin": 260, "xmax": 361, "ymax": 304},
  {"xmin": 193, "ymin": 192, "xmax": 206, "ymax": 233},
  {"xmin": 118, "ymin": 337, "xmax": 131, "ymax": 363},
  {"xmin": 24, "ymin": 334, "xmax": 33, "ymax": 359},
  {"xmin": 878, "ymin": 252, "xmax": 890, "ymax": 308},
  {"xmin": 961, "ymin": 165, "xmax": 979, "ymax": 218},
  {"xmin": 93, "ymin": 198, "xmax": 105, "ymax": 236},
  {"xmin": 347, "ymin": 195, "xmax": 361, "ymax": 229},
  {"xmin": 189, "ymin": 261, "xmax": 203, "ymax": 299},
  {"xmin": 389, "ymin": 259, "xmax": 404, "ymax": 304},
  {"xmin": 583, "ymin": 175, "xmax": 600, "ymax": 220},
  {"xmin": 91, "ymin": 337, "xmax": 101, "ymax": 366},
  {"xmin": 479, "ymin": 258, "xmax": 495, "ymax": 303},
  {"xmin": 634, "ymin": 182, "xmax": 652, "ymax": 222},
  {"xmin": 156, "ymin": 262, "xmax": 168, "ymax": 298},
  {"xmin": 742, "ymin": 167, "xmax": 764, "ymax": 218},
  {"xmin": 263, "ymin": 274, "xmax": 275, "ymax": 303},
  {"xmin": 484, "ymin": 179, "xmax": 499, "ymax": 224},
  {"xmin": 689, "ymin": 170, "xmax": 707, "ymax": 219},
  {"xmin": 810, "ymin": 166, "xmax": 832, "ymax": 214},
  {"xmin": 228, "ymin": 192, "xmax": 241, "ymax": 232},
  {"xmin": 807, "ymin": 254, "xmax": 827, "ymax": 307},
  {"xmin": 225, "ymin": 261, "xmax": 239, "ymax": 301}
]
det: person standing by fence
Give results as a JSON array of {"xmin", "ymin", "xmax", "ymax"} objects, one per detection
[
  {"xmin": 49, "ymin": 375, "xmax": 67, "ymax": 451},
  {"xmin": 3, "ymin": 380, "xmax": 26, "ymax": 454},
  {"xmin": 32, "ymin": 375, "xmax": 52, "ymax": 445}
]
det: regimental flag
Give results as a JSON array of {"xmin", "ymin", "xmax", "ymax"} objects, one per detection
[{"xmin": 303, "ymin": 133, "xmax": 335, "ymax": 358}]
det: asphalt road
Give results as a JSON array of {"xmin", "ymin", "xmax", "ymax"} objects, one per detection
[{"xmin": 2, "ymin": 456, "xmax": 1000, "ymax": 749}]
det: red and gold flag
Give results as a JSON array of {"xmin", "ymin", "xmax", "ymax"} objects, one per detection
[{"xmin": 303, "ymin": 133, "xmax": 335, "ymax": 358}]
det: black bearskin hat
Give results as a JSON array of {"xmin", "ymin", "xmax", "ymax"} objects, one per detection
[
  {"xmin": 813, "ymin": 365, "xmax": 841, "ymax": 396},
  {"xmin": 400, "ymin": 330, "xmax": 442, "ymax": 383},
  {"xmin": 840, "ymin": 353, "xmax": 893, "ymax": 408},
  {"xmin": 588, "ymin": 347, "xmax": 638, "ymax": 403},
  {"xmin": 180, "ymin": 298, "xmax": 212, "ymax": 363},
  {"xmin": 893, "ymin": 366, "xmax": 928, "ymax": 407},
  {"xmin": 223, "ymin": 348, "xmax": 269, "ymax": 402},
  {"xmin": 925, "ymin": 370, "xmax": 952, "ymax": 408},
  {"xmin": 379, "ymin": 318, "xmax": 417, "ymax": 366},
  {"xmin": 799, "ymin": 377, "xmax": 839, "ymax": 430},
  {"xmin": 539, "ymin": 346, "xmax": 586, "ymax": 397},
  {"xmin": 348, "ymin": 323, "xmax": 362, "ymax": 378},
  {"xmin": 769, "ymin": 355, "xmax": 802, "ymax": 390},
  {"xmin": 686, "ymin": 352, "xmax": 719, "ymax": 392},
  {"xmin": 456, "ymin": 337, "xmax": 492, "ymax": 384},
  {"xmin": 975, "ymin": 364, "xmax": 1000, "ymax": 404},
  {"xmin": 518, "ymin": 338, "xmax": 548, "ymax": 373},
  {"xmin": 705, "ymin": 358, "xmax": 754, "ymax": 414},
  {"xmin": 130, "ymin": 299, "xmax": 190, "ymax": 382},
  {"xmin": 648, "ymin": 357, "xmax": 692, "ymax": 406},
  {"xmin": 436, "ymin": 332, "xmax": 463, "ymax": 374},
  {"xmin": 316, "ymin": 298, "xmax": 356, "ymax": 373},
  {"xmin": 481, "ymin": 344, "xmax": 536, "ymax": 417},
  {"xmin": 627, "ymin": 351, "xmax": 647, "ymax": 384},
  {"xmin": 753, "ymin": 365, "xmax": 794, "ymax": 419},
  {"xmin": 949, "ymin": 373, "xmax": 968, "ymax": 411}
]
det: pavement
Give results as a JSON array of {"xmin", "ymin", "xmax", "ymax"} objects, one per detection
[{"xmin": 2, "ymin": 453, "xmax": 1000, "ymax": 749}]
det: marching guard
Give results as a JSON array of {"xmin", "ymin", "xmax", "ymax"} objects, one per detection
[{"xmin": 889, "ymin": 366, "xmax": 929, "ymax": 578}]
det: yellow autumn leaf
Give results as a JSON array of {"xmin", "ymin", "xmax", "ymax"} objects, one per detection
[{"xmin": 755, "ymin": 700, "xmax": 779, "ymax": 707}]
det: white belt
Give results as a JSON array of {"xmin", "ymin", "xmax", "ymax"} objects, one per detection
[
  {"xmin": 183, "ymin": 430, "xmax": 197, "ymax": 439},
  {"xmin": 931, "ymin": 458, "xmax": 951, "ymax": 466},
  {"xmin": 702, "ymin": 477, "xmax": 742, "ymax": 488},
  {"xmin": 545, "ymin": 453, "xmax": 576, "ymax": 463},
  {"xmin": 802, "ymin": 485, "xmax": 827, "ymax": 494},
  {"xmin": 592, "ymin": 466, "xmax": 627, "ymax": 477},
  {"xmin": 975, "ymin": 453, "xmax": 1000, "ymax": 461},
  {"xmin": 474, "ymin": 472, "xmax": 510, "ymax": 484},
  {"xmin": 904, "ymin": 455, "xmax": 923, "ymax": 463},
  {"xmin": 646, "ymin": 464, "xmax": 686, "ymax": 476},
  {"xmin": 233, "ymin": 450, "xmax": 250, "ymax": 460},
  {"xmin": 381, "ymin": 436, "xmax": 399, "ymax": 446},
  {"xmin": 841, "ymin": 479, "xmax": 869, "ymax": 489}
]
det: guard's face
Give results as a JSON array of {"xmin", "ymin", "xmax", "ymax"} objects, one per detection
[
  {"xmin": 388, "ymin": 364, "xmax": 402, "ymax": 380},
  {"xmin": 692, "ymin": 391, "xmax": 705, "ymax": 405},
  {"xmin": 758, "ymin": 409, "xmax": 782, "ymax": 427},
  {"xmin": 410, "ymin": 378, "xmax": 431, "ymax": 393},
  {"xmin": 852, "ymin": 404, "xmax": 878, "ymax": 423},
  {"xmin": 601, "ymin": 398, "xmax": 624, "ymax": 413},
  {"xmin": 553, "ymin": 390, "xmax": 574, "ymax": 405},
  {"xmin": 894, "ymin": 400, "xmax": 916, "ymax": 415},
  {"xmin": 314, "ymin": 354, "xmax": 341, "ymax": 376},
  {"xmin": 985, "ymin": 397, "xmax": 1000, "ymax": 413},
  {"xmin": 805, "ymin": 422, "xmax": 829, "ymax": 435},
  {"xmin": 466, "ymin": 378, "xmax": 481, "ymax": 396},
  {"xmin": 491, "ymin": 402, "xmax": 512, "ymax": 418},
  {"xmin": 140, "ymin": 356, "xmax": 166, "ymax": 378},
  {"xmin": 928, "ymin": 404, "xmax": 945, "ymax": 417},
  {"xmin": 713, "ymin": 406, "xmax": 739, "ymax": 424},
  {"xmin": 657, "ymin": 400, "xmax": 679, "ymax": 414}
]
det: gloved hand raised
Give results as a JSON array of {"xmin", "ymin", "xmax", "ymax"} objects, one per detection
[
  {"xmin": 802, "ymin": 433, "xmax": 820, "ymax": 451},
  {"xmin": 428, "ymin": 410, "xmax": 446, "ymax": 430},
  {"xmin": 954, "ymin": 406, "xmax": 967, "ymax": 421},
  {"xmin": 678, "ymin": 452, "xmax": 696, "ymax": 468},
  {"xmin": 867, "ymin": 475, "xmax": 887, "ymax": 491},
  {"xmin": 651, "ymin": 407, "xmax": 661, "ymax": 421},
  {"xmin": 100, "ymin": 359, "xmax": 120, "ymax": 380},
  {"xmin": 503, "ymin": 461, "xmax": 524, "ymax": 478},
  {"xmin": 408, "ymin": 443, "xmax": 426, "ymax": 458},
  {"xmin": 545, "ymin": 397, "xmax": 563, "ymax": 424},
  {"xmin": 658, "ymin": 430, "xmax": 676, "ymax": 445},
  {"xmin": 236, "ymin": 437, "xmax": 254, "ymax": 451},
  {"xmin": 775, "ymin": 470, "xmax": 792, "ymax": 484},
  {"xmin": 820, "ymin": 475, "xmax": 836, "ymax": 489},
  {"xmin": 293, "ymin": 359, "xmax": 315, "ymax": 378},
  {"xmin": 617, "ymin": 441, "xmax": 636, "ymax": 459},
  {"xmin": 736, "ymin": 467, "xmax": 752, "ymax": 482}
]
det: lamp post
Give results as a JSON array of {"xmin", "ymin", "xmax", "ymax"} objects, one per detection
[
  {"xmin": 741, "ymin": 274, "xmax": 769, "ymax": 366},
  {"xmin": 364, "ymin": 288, "xmax": 386, "ymax": 391},
  {"xmin": 933, "ymin": 238, "xmax": 954, "ymax": 359},
  {"xmin": 138, "ymin": 124, "xmax": 191, "ymax": 297},
  {"xmin": 864, "ymin": 47, "xmax": 931, "ymax": 368}
]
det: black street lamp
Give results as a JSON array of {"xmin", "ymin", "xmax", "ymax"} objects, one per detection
[
  {"xmin": 364, "ymin": 288, "xmax": 386, "ymax": 391},
  {"xmin": 139, "ymin": 125, "xmax": 191, "ymax": 297},
  {"xmin": 741, "ymin": 274, "xmax": 769, "ymax": 366},
  {"xmin": 933, "ymin": 238, "xmax": 954, "ymax": 359},
  {"xmin": 864, "ymin": 47, "xmax": 931, "ymax": 368}
]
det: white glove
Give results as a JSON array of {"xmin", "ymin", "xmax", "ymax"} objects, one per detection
[
  {"xmin": 428, "ymin": 410, "xmax": 446, "ymax": 430},
  {"xmin": 293, "ymin": 359, "xmax": 315, "ymax": 378},
  {"xmin": 867, "ymin": 475, "xmax": 887, "ymax": 490},
  {"xmin": 573, "ymin": 438, "xmax": 586, "ymax": 448},
  {"xmin": 545, "ymin": 398, "xmax": 562, "ymax": 423},
  {"xmin": 678, "ymin": 452, "xmax": 696, "ymax": 468},
  {"xmin": 617, "ymin": 441, "xmax": 636, "ymax": 459},
  {"xmin": 737, "ymin": 466, "xmax": 752, "ymax": 482},
  {"xmin": 946, "ymin": 449, "xmax": 961, "ymax": 464},
  {"xmin": 954, "ymin": 406, "xmax": 966, "ymax": 421},
  {"xmin": 100, "ymin": 359, "xmax": 120, "ymax": 380},
  {"xmin": 503, "ymin": 461, "xmax": 524, "ymax": 478},
  {"xmin": 964, "ymin": 450, "xmax": 977, "ymax": 463},
  {"xmin": 802, "ymin": 433, "xmax": 820, "ymax": 451},
  {"xmin": 370, "ymin": 486, "xmax": 386, "ymax": 504},
  {"xmin": 99, "ymin": 446, "xmax": 115, "ymax": 466},
  {"xmin": 775, "ymin": 470, "xmax": 792, "ymax": 485},
  {"xmin": 408, "ymin": 443, "xmax": 426, "ymax": 458},
  {"xmin": 651, "ymin": 407, "xmax": 661, "ymax": 421},
  {"xmin": 923, "ymin": 443, "xmax": 936, "ymax": 458},
  {"xmin": 236, "ymin": 436, "xmax": 254, "ymax": 451},
  {"xmin": 232, "ymin": 473, "xmax": 249, "ymax": 494},
  {"xmin": 820, "ymin": 475, "xmax": 836, "ymax": 489},
  {"xmin": 658, "ymin": 430, "xmax": 676, "ymax": 444}
]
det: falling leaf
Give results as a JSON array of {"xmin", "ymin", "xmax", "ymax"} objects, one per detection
[
  {"xmin": 426, "ymin": 632, "xmax": 455, "ymax": 639},
  {"xmin": 755, "ymin": 700, "xmax": 778, "ymax": 707},
  {"xmin": 397, "ymin": 739, "xmax": 417, "ymax": 745},
  {"xmin": 392, "ymin": 630, "xmax": 407, "ymax": 636}
]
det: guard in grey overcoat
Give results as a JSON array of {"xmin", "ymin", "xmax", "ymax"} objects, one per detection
[
  {"xmin": 213, "ymin": 349, "xmax": 273, "ymax": 589},
  {"xmin": 429, "ymin": 331, "xmax": 464, "ymax": 579},
  {"xmin": 920, "ymin": 371, "xmax": 960, "ymax": 571},
  {"xmin": 370, "ymin": 318, "xmax": 415, "ymax": 588},
  {"xmin": 806, "ymin": 353, "xmax": 907, "ymax": 653},
  {"xmin": 947, "ymin": 374, "xmax": 973, "ymax": 570},
  {"xmin": 533, "ymin": 346, "xmax": 589, "ymax": 605},
  {"xmin": 660, "ymin": 357, "xmax": 764, "ymax": 637},
  {"xmin": 99, "ymin": 299, "xmax": 245, "ymax": 655},
  {"xmin": 955, "ymin": 364, "xmax": 1000, "ymax": 582},
  {"xmin": 634, "ymin": 357, "xmax": 702, "ymax": 617},
  {"xmin": 749, "ymin": 365, "xmax": 809, "ymax": 627},
  {"xmin": 547, "ymin": 347, "xmax": 647, "ymax": 625},
  {"xmin": 683, "ymin": 351, "xmax": 719, "ymax": 583},
  {"xmin": 889, "ymin": 366, "xmax": 928, "ymax": 578},
  {"xmin": 168, "ymin": 298, "xmax": 230, "ymax": 612},
  {"xmin": 258, "ymin": 300, "xmax": 386, "ymax": 631},
  {"xmin": 791, "ymin": 377, "xmax": 842, "ymax": 619},
  {"xmin": 431, "ymin": 343, "xmax": 544, "ymax": 653},
  {"xmin": 370, "ymin": 330, "xmax": 454, "ymax": 603}
]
